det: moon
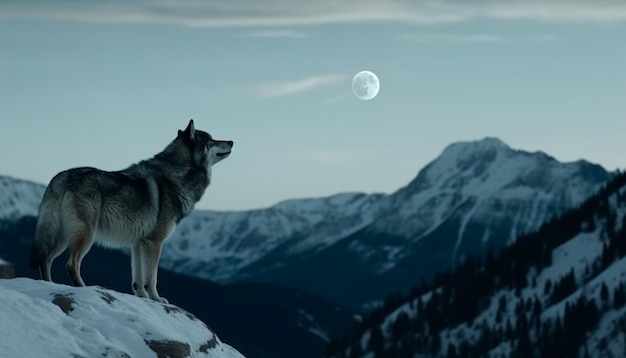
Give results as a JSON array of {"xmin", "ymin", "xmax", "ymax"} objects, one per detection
[{"xmin": 352, "ymin": 71, "xmax": 380, "ymax": 100}]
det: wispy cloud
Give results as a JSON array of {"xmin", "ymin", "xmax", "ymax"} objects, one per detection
[
  {"xmin": 396, "ymin": 33, "xmax": 561, "ymax": 44},
  {"xmin": 240, "ymin": 30, "xmax": 308, "ymax": 39},
  {"xmin": 521, "ymin": 35, "xmax": 560, "ymax": 42},
  {"xmin": 2, "ymin": 1, "xmax": 626, "ymax": 26},
  {"xmin": 250, "ymin": 74, "xmax": 347, "ymax": 99},
  {"xmin": 397, "ymin": 33, "xmax": 503, "ymax": 43}
]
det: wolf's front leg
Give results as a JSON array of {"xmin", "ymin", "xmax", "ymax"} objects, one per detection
[
  {"xmin": 142, "ymin": 239, "xmax": 168, "ymax": 304},
  {"xmin": 131, "ymin": 244, "xmax": 149, "ymax": 298}
]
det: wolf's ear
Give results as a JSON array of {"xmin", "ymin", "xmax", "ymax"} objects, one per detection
[{"xmin": 178, "ymin": 119, "xmax": 195, "ymax": 141}]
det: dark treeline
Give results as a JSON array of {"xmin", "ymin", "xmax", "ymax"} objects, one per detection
[{"xmin": 326, "ymin": 171, "xmax": 626, "ymax": 358}]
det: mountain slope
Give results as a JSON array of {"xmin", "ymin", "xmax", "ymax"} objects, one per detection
[
  {"xmin": 159, "ymin": 192, "xmax": 385, "ymax": 282},
  {"xmin": 0, "ymin": 175, "xmax": 44, "ymax": 228},
  {"xmin": 232, "ymin": 138, "xmax": 612, "ymax": 309},
  {"xmin": 326, "ymin": 172, "xmax": 626, "ymax": 357}
]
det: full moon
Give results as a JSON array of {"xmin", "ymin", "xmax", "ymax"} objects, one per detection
[{"xmin": 352, "ymin": 70, "xmax": 380, "ymax": 100}]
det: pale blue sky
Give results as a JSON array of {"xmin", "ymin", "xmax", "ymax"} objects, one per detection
[{"xmin": 1, "ymin": 1, "xmax": 625, "ymax": 210}]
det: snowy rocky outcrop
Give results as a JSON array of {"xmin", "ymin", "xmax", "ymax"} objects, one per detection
[{"xmin": 0, "ymin": 278, "xmax": 244, "ymax": 358}]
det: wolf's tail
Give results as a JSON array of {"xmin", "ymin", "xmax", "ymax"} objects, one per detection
[{"xmin": 30, "ymin": 185, "xmax": 64, "ymax": 275}]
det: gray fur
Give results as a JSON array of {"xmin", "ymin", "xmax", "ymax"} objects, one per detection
[{"xmin": 30, "ymin": 119, "xmax": 233, "ymax": 303}]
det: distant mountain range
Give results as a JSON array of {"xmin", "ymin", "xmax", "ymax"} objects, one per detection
[
  {"xmin": 0, "ymin": 138, "xmax": 613, "ymax": 310},
  {"xmin": 158, "ymin": 137, "xmax": 612, "ymax": 309}
]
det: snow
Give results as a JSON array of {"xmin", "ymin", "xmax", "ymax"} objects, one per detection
[
  {"xmin": 588, "ymin": 308, "xmax": 626, "ymax": 357},
  {"xmin": 297, "ymin": 309, "xmax": 331, "ymax": 343},
  {"xmin": 0, "ymin": 278, "xmax": 244, "ymax": 358},
  {"xmin": 357, "ymin": 188, "xmax": 626, "ymax": 357},
  {"xmin": 434, "ymin": 229, "xmax": 608, "ymax": 352},
  {"xmin": 371, "ymin": 137, "xmax": 606, "ymax": 243},
  {"xmin": 0, "ymin": 176, "xmax": 45, "ymax": 224},
  {"xmin": 380, "ymin": 291, "xmax": 435, "ymax": 335},
  {"xmin": 540, "ymin": 231, "xmax": 604, "ymax": 297},
  {"xmin": 160, "ymin": 192, "xmax": 386, "ymax": 282}
]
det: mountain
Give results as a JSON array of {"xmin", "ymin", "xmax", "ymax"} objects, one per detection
[
  {"xmin": 0, "ymin": 175, "xmax": 44, "ymax": 228},
  {"xmin": 159, "ymin": 137, "xmax": 612, "ymax": 309},
  {"xmin": 0, "ymin": 278, "xmax": 244, "ymax": 358},
  {"xmin": 158, "ymin": 192, "xmax": 385, "ymax": 282},
  {"xmin": 0, "ymin": 137, "xmax": 613, "ymax": 312},
  {"xmin": 0, "ymin": 216, "xmax": 357, "ymax": 358},
  {"xmin": 325, "ymin": 171, "xmax": 626, "ymax": 358}
]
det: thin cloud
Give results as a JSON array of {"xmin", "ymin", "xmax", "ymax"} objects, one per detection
[
  {"xmin": 251, "ymin": 74, "xmax": 347, "ymax": 99},
  {"xmin": 397, "ymin": 33, "xmax": 503, "ymax": 43},
  {"xmin": 240, "ymin": 30, "xmax": 308, "ymax": 39},
  {"xmin": 2, "ymin": 1, "xmax": 626, "ymax": 26},
  {"xmin": 396, "ymin": 33, "xmax": 561, "ymax": 44},
  {"xmin": 521, "ymin": 35, "xmax": 560, "ymax": 42}
]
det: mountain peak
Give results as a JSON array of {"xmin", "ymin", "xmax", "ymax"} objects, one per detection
[
  {"xmin": 409, "ymin": 137, "xmax": 514, "ymax": 188},
  {"xmin": 444, "ymin": 136, "xmax": 509, "ymax": 153},
  {"xmin": 438, "ymin": 137, "xmax": 511, "ymax": 166},
  {"xmin": 397, "ymin": 137, "xmax": 611, "ymax": 206}
]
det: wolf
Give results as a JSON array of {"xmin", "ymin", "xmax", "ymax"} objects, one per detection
[{"xmin": 30, "ymin": 119, "xmax": 233, "ymax": 303}]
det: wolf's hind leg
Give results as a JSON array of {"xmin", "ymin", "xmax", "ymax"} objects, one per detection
[
  {"xmin": 32, "ymin": 215, "xmax": 66, "ymax": 282},
  {"xmin": 131, "ymin": 244, "xmax": 149, "ymax": 298},
  {"xmin": 40, "ymin": 248, "xmax": 65, "ymax": 282},
  {"xmin": 35, "ymin": 233, "xmax": 67, "ymax": 282},
  {"xmin": 65, "ymin": 226, "xmax": 95, "ymax": 287}
]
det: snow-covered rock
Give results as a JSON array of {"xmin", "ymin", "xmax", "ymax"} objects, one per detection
[{"xmin": 0, "ymin": 278, "xmax": 244, "ymax": 358}]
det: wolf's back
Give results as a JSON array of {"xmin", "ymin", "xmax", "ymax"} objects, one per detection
[{"xmin": 30, "ymin": 173, "xmax": 67, "ymax": 268}]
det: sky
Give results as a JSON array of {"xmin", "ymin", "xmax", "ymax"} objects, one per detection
[{"xmin": 1, "ymin": 1, "xmax": 625, "ymax": 211}]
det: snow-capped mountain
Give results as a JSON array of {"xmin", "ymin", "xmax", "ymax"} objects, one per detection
[
  {"xmin": 0, "ymin": 175, "xmax": 44, "ymax": 227},
  {"xmin": 159, "ymin": 137, "xmax": 611, "ymax": 309},
  {"xmin": 326, "ymin": 172, "xmax": 626, "ymax": 357},
  {"xmin": 0, "ymin": 278, "xmax": 244, "ymax": 358},
  {"xmin": 0, "ymin": 137, "xmax": 614, "ymax": 311},
  {"xmin": 159, "ymin": 192, "xmax": 385, "ymax": 281},
  {"xmin": 373, "ymin": 137, "xmax": 605, "ymax": 244}
]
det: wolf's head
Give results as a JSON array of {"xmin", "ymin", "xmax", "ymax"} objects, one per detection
[{"xmin": 176, "ymin": 119, "xmax": 234, "ymax": 169}]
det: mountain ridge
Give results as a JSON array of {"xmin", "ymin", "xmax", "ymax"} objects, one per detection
[
  {"xmin": 210, "ymin": 137, "xmax": 613, "ymax": 308},
  {"xmin": 325, "ymin": 171, "xmax": 626, "ymax": 357},
  {"xmin": 0, "ymin": 137, "xmax": 615, "ymax": 310}
]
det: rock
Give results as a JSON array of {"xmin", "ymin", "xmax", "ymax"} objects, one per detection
[{"xmin": 0, "ymin": 278, "xmax": 245, "ymax": 358}]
